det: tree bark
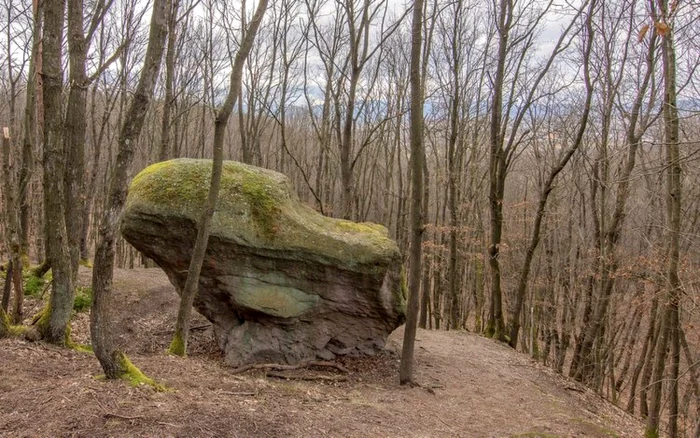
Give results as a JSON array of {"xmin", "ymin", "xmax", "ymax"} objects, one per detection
[
  {"xmin": 40, "ymin": 0, "xmax": 74, "ymax": 344},
  {"xmin": 486, "ymin": 0, "xmax": 509, "ymax": 341},
  {"xmin": 2, "ymin": 128, "xmax": 23, "ymax": 322}
]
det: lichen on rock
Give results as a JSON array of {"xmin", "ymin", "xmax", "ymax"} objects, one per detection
[{"xmin": 122, "ymin": 159, "xmax": 406, "ymax": 366}]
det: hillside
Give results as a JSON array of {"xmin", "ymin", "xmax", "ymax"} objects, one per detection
[{"xmin": 0, "ymin": 268, "xmax": 644, "ymax": 437}]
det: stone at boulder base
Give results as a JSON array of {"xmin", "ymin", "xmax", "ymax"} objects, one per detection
[{"xmin": 121, "ymin": 158, "xmax": 406, "ymax": 366}]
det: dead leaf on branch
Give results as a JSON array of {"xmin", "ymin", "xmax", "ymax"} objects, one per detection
[
  {"xmin": 655, "ymin": 21, "xmax": 670, "ymax": 37},
  {"xmin": 638, "ymin": 24, "xmax": 649, "ymax": 42}
]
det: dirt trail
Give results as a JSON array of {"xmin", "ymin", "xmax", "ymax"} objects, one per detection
[{"xmin": 0, "ymin": 268, "xmax": 643, "ymax": 437}]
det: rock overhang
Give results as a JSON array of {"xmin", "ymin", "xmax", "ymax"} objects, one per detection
[{"xmin": 122, "ymin": 158, "xmax": 406, "ymax": 366}]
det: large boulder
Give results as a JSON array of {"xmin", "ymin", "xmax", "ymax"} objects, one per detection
[{"xmin": 121, "ymin": 158, "xmax": 406, "ymax": 366}]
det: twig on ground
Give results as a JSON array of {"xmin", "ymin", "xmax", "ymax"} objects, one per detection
[
  {"xmin": 90, "ymin": 392, "xmax": 108, "ymax": 412},
  {"xmin": 230, "ymin": 360, "xmax": 349, "ymax": 374},
  {"xmin": 219, "ymin": 391, "xmax": 257, "ymax": 396},
  {"xmin": 266, "ymin": 371, "xmax": 348, "ymax": 382},
  {"xmin": 104, "ymin": 412, "xmax": 144, "ymax": 421}
]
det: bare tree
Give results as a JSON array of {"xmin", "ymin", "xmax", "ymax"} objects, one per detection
[
  {"xmin": 2, "ymin": 128, "xmax": 22, "ymax": 322},
  {"xmin": 569, "ymin": 0, "xmax": 661, "ymax": 383},
  {"xmin": 168, "ymin": 0, "xmax": 269, "ymax": 356},
  {"xmin": 506, "ymin": 0, "xmax": 596, "ymax": 348},
  {"xmin": 39, "ymin": 0, "xmax": 74, "ymax": 344},
  {"xmin": 90, "ymin": 0, "xmax": 171, "ymax": 379},
  {"xmin": 646, "ymin": 0, "xmax": 681, "ymax": 435},
  {"xmin": 399, "ymin": 0, "xmax": 425, "ymax": 385},
  {"xmin": 486, "ymin": 0, "xmax": 582, "ymax": 341}
]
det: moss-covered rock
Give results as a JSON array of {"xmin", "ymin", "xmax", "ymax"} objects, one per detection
[{"xmin": 122, "ymin": 159, "xmax": 406, "ymax": 366}]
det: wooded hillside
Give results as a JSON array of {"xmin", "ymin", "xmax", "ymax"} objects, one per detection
[{"xmin": 0, "ymin": 0, "xmax": 697, "ymax": 436}]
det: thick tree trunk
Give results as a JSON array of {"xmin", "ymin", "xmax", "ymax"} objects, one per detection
[
  {"xmin": 169, "ymin": 0, "xmax": 269, "ymax": 356},
  {"xmin": 40, "ymin": 0, "xmax": 74, "ymax": 345},
  {"xmin": 63, "ymin": 0, "xmax": 90, "ymax": 275}
]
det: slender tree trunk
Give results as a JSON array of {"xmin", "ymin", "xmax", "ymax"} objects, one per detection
[
  {"xmin": 169, "ymin": 0, "xmax": 269, "ymax": 356},
  {"xmin": 2, "ymin": 262, "xmax": 11, "ymax": 311},
  {"xmin": 646, "ymin": 2, "xmax": 680, "ymax": 434},
  {"xmin": 91, "ymin": 0, "xmax": 171, "ymax": 378},
  {"xmin": 486, "ymin": 0, "xmax": 509, "ymax": 341},
  {"xmin": 0, "ymin": 307, "xmax": 8, "ymax": 338},
  {"xmin": 158, "ymin": 0, "xmax": 179, "ymax": 162},
  {"xmin": 2, "ymin": 128, "xmax": 23, "ymax": 322},
  {"xmin": 63, "ymin": 0, "xmax": 91, "ymax": 277},
  {"xmin": 399, "ymin": 0, "xmax": 425, "ymax": 385},
  {"xmin": 19, "ymin": 0, "xmax": 42, "ymax": 259},
  {"xmin": 446, "ymin": 2, "xmax": 461, "ymax": 329}
]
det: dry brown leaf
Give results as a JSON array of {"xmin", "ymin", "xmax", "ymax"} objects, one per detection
[
  {"xmin": 655, "ymin": 21, "xmax": 670, "ymax": 37},
  {"xmin": 638, "ymin": 24, "xmax": 650, "ymax": 42}
]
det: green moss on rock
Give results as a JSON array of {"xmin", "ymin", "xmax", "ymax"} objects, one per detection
[{"xmin": 126, "ymin": 159, "xmax": 400, "ymax": 271}]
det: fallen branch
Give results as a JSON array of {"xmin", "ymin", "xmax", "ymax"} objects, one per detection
[
  {"xmin": 230, "ymin": 360, "xmax": 349, "ymax": 374},
  {"xmin": 103, "ymin": 412, "xmax": 144, "ymax": 421},
  {"xmin": 266, "ymin": 371, "xmax": 348, "ymax": 382},
  {"xmin": 564, "ymin": 385, "xmax": 585, "ymax": 393}
]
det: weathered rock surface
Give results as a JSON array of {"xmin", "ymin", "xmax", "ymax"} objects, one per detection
[{"xmin": 121, "ymin": 159, "xmax": 406, "ymax": 366}]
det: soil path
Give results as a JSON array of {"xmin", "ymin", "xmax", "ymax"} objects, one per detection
[{"xmin": 0, "ymin": 268, "xmax": 643, "ymax": 437}]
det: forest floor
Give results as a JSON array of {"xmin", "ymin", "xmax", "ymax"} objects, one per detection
[{"xmin": 0, "ymin": 267, "xmax": 645, "ymax": 438}]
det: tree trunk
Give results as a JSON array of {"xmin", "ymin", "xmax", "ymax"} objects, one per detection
[
  {"xmin": 40, "ymin": 0, "xmax": 74, "ymax": 345},
  {"xmin": 91, "ymin": 0, "xmax": 171, "ymax": 378},
  {"xmin": 63, "ymin": 0, "xmax": 90, "ymax": 275},
  {"xmin": 569, "ymin": 28, "xmax": 658, "ymax": 384},
  {"xmin": 646, "ymin": 2, "xmax": 681, "ymax": 434},
  {"xmin": 158, "ymin": 0, "xmax": 180, "ymax": 162},
  {"xmin": 485, "ymin": 0, "xmax": 509, "ymax": 341},
  {"xmin": 19, "ymin": 0, "xmax": 42, "ymax": 258},
  {"xmin": 399, "ymin": 0, "xmax": 425, "ymax": 385},
  {"xmin": 2, "ymin": 128, "xmax": 23, "ymax": 322},
  {"xmin": 169, "ymin": 0, "xmax": 269, "ymax": 356}
]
